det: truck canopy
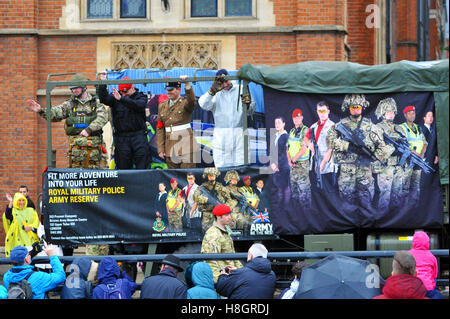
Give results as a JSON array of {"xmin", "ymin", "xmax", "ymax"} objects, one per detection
[{"xmin": 238, "ymin": 59, "xmax": 449, "ymax": 184}]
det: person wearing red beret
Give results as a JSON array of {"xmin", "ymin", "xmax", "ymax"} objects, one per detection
[
  {"xmin": 167, "ymin": 178, "xmax": 183, "ymax": 231},
  {"xmin": 97, "ymin": 73, "xmax": 150, "ymax": 169},
  {"xmin": 399, "ymin": 105, "xmax": 428, "ymax": 208},
  {"xmin": 287, "ymin": 108, "xmax": 312, "ymax": 208},
  {"xmin": 200, "ymin": 204, "xmax": 243, "ymax": 282}
]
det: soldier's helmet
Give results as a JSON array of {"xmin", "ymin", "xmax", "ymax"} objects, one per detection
[
  {"xmin": 224, "ymin": 170, "xmax": 240, "ymax": 184},
  {"xmin": 375, "ymin": 97, "xmax": 398, "ymax": 119},
  {"xmin": 341, "ymin": 94, "xmax": 370, "ymax": 112},
  {"xmin": 203, "ymin": 167, "xmax": 220, "ymax": 178},
  {"xmin": 70, "ymin": 73, "xmax": 89, "ymax": 89}
]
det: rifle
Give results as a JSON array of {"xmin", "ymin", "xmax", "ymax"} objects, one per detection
[
  {"xmin": 236, "ymin": 194, "xmax": 258, "ymax": 216},
  {"xmin": 335, "ymin": 122, "xmax": 385, "ymax": 166},
  {"xmin": 382, "ymin": 133, "xmax": 435, "ymax": 174},
  {"xmin": 310, "ymin": 130, "xmax": 323, "ymax": 190},
  {"xmin": 196, "ymin": 184, "xmax": 222, "ymax": 207}
]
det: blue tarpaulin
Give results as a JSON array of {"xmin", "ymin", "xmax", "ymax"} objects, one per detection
[{"xmin": 106, "ymin": 68, "xmax": 265, "ymax": 113}]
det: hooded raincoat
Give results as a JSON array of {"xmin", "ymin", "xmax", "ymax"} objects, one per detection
[
  {"xmin": 61, "ymin": 257, "xmax": 93, "ymax": 299},
  {"xmin": 92, "ymin": 257, "xmax": 137, "ymax": 299},
  {"xmin": 408, "ymin": 231, "xmax": 439, "ymax": 291},
  {"xmin": 2, "ymin": 193, "xmax": 40, "ymax": 257},
  {"xmin": 185, "ymin": 262, "xmax": 220, "ymax": 299},
  {"xmin": 2, "ymin": 255, "xmax": 66, "ymax": 299},
  {"xmin": 373, "ymin": 274, "xmax": 428, "ymax": 299}
]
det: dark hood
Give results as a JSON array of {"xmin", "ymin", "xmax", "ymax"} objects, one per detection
[
  {"xmin": 246, "ymin": 257, "xmax": 273, "ymax": 274},
  {"xmin": 71, "ymin": 257, "xmax": 92, "ymax": 280},
  {"xmin": 97, "ymin": 257, "xmax": 121, "ymax": 284}
]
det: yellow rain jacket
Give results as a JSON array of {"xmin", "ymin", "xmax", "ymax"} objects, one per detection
[{"xmin": 2, "ymin": 193, "xmax": 40, "ymax": 257}]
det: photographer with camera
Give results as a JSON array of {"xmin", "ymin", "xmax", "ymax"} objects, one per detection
[
  {"xmin": 198, "ymin": 69, "xmax": 255, "ymax": 168},
  {"xmin": 215, "ymin": 243, "xmax": 276, "ymax": 299},
  {"xmin": 2, "ymin": 244, "xmax": 66, "ymax": 299}
]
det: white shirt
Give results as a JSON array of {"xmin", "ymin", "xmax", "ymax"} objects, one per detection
[{"xmin": 198, "ymin": 81, "xmax": 255, "ymax": 129}]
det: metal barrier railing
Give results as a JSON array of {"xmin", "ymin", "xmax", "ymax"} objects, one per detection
[
  {"xmin": 1, "ymin": 249, "xmax": 448, "ymax": 264},
  {"xmin": 2, "ymin": 250, "xmax": 448, "ymax": 291}
]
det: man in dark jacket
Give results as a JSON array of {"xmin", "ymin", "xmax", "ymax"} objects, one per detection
[
  {"xmin": 140, "ymin": 254, "xmax": 187, "ymax": 299},
  {"xmin": 97, "ymin": 74, "xmax": 150, "ymax": 169},
  {"xmin": 373, "ymin": 251, "xmax": 428, "ymax": 299},
  {"xmin": 216, "ymin": 243, "xmax": 276, "ymax": 299}
]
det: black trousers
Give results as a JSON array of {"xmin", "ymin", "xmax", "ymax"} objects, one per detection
[{"xmin": 114, "ymin": 133, "xmax": 150, "ymax": 169}]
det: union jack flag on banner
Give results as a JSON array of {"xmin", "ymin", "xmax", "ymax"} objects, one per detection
[{"xmin": 252, "ymin": 211, "xmax": 271, "ymax": 223}]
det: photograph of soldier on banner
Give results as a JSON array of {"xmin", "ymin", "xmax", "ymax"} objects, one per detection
[
  {"xmin": 148, "ymin": 166, "xmax": 273, "ymax": 240},
  {"xmin": 263, "ymin": 89, "xmax": 443, "ymax": 235}
]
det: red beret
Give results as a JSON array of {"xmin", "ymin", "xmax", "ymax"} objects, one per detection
[
  {"xmin": 403, "ymin": 105, "xmax": 415, "ymax": 114},
  {"xmin": 118, "ymin": 77, "xmax": 132, "ymax": 92},
  {"xmin": 242, "ymin": 176, "xmax": 250, "ymax": 181},
  {"xmin": 170, "ymin": 178, "xmax": 177, "ymax": 184},
  {"xmin": 212, "ymin": 204, "xmax": 231, "ymax": 216},
  {"xmin": 292, "ymin": 109, "xmax": 302, "ymax": 118}
]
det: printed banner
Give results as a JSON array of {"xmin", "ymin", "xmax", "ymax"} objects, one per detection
[
  {"xmin": 263, "ymin": 88, "xmax": 443, "ymax": 235},
  {"xmin": 42, "ymin": 166, "xmax": 274, "ymax": 245}
]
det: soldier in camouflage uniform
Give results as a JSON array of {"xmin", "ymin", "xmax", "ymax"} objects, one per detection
[
  {"xmin": 374, "ymin": 98, "xmax": 405, "ymax": 212},
  {"xmin": 223, "ymin": 170, "xmax": 250, "ymax": 230},
  {"xmin": 166, "ymin": 178, "xmax": 183, "ymax": 231},
  {"xmin": 287, "ymin": 109, "xmax": 311, "ymax": 208},
  {"xmin": 326, "ymin": 94, "xmax": 395, "ymax": 208},
  {"xmin": 28, "ymin": 73, "xmax": 109, "ymax": 169},
  {"xmin": 193, "ymin": 167, "xmax": 232, "ymax": 232},
  {"xmin": 200, "ymin": 204, "xmax": 243, "ymax": 282},
  {"xmin": 28, "ymin": 73, "xmax": 110, "ymax": 256}
]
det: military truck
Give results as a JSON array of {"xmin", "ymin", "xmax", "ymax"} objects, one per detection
[{"xmin": 39, "ymin": 60, "xmax": 448, "ymax": 282}]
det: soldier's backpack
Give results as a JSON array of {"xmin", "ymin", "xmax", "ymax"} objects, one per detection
[
  {"xmin": 97, "ymin": 279, "xmax": 126, "ymax": 299},
  {"xmin": 7, "ymin": 271, "xmax": 34, "ymax": 299}
]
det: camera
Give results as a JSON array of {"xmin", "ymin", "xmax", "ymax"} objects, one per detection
[
  {"xmin": 222, "ymin": 267, "xmax": 231, "ymax": 274},
  {"xmin": 29, "ymin": 241, "xmax": 43, "ymax": 258},
  {"xmin": 29, "ymin": 235, "xmax": 47, "ymax": 258}
]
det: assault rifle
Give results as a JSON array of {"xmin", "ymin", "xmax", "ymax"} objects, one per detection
[
  {"xmin": 382, "ymin": 133, "xmax": 435, "ymax": 174},
  {"xmin": 335, "ymin": 122, "xmax": 385, "ymax": 166},
  {"xmin": 237, "ymin": 195, "xmax": 258, "ymax": 216}
]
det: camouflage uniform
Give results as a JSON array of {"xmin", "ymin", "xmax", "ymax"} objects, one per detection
[
  {"xmin": 38, "ymin": 76, "xmax": 109, "ymax": 169},
  {"xmin": 223, "ymin": 171, "xmax": 251, "ymax": 229},
  {"xmin": 374, "ymin": 98, "xmax": 405, "ymax": 212},
  {"xmin": 193, "ymin": 168, "xmax": 232, "ymax": 232},
  {"xmin": 399, "ymin": 121, "xmax": 427, "ymax": 208},
  {"xmin": 287, "ymin": 125, "xmax": 311, "ymax": 208},
  {"xmin": 167, "ymin": 187, "xmax": 183, "ymax": 231},
  {"xmin": 200, "ymin": 221, "xmax": 243, "ymax": 282},
  {"xmin": 326, "ymin": 94, "xmax": 395, "ymax": 206},
  {"xmin": 38, "ymin": 74, "xmax": 109, "ymax": 256}
]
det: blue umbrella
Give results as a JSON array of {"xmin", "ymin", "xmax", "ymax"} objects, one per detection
[{"xmin": 294, "ymin": 254, "xmax": 385, "ymax": 299}]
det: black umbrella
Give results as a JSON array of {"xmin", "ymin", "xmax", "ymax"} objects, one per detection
[{"xmin": 294, "ymin": 254, "xmax": 385, "ymax": 299}]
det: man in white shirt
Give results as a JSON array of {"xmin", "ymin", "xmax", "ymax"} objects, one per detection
[{"xmin": 198, "ymin": 69, "xmax": 255, "ymax": 168}]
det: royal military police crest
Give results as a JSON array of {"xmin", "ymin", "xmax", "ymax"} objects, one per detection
[{"xmin": 152, "ymin": 217, "xmax": 166, "ymax": 232}]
